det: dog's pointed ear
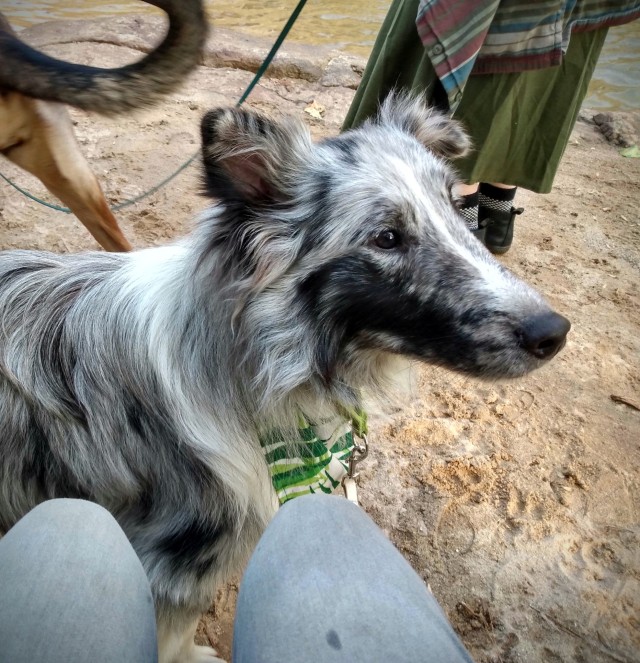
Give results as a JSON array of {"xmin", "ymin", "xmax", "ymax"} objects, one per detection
[
  {"xmin": 376, "ymin": 93, "xmax": 471, "ymax": 159},
  {"xmin": 201, "ymin": 108, "xmax": 313, "ymax": 205}
]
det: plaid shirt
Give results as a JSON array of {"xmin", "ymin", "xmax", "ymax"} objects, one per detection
[{"xmin": 416, "ymin": 0, "xmax": 640, "ymax": 106}]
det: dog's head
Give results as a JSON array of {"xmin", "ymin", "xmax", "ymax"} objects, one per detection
[{"xmin": 199, "ymin": 95, "xmax": 569, "ymax": 385}]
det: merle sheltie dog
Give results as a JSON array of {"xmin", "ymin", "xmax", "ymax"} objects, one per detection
[{"xmin": 0, "ymin": 94, "xmax": 570, "ymax": 662}]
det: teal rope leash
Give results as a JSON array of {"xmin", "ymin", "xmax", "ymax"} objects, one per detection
[
  {"xmin": 1, "ymin": 154, "xmax": 200, "ymax": 215},
  {"xmin": 236, "ymin": 0, "xmax": 309, "ymax": 107},
  {"xmin": 110, "ymin": 151, "xmax": 199, "ymax": 211},
  {"xmin": 0, "ymin": 172, "xmax": 71, "ymax": 214},
  {"xmin": 0, "ymin": 0, "xmax": 309, "ymax": 214}
]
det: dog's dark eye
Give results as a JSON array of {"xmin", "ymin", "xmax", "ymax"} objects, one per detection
[{"xmin": 374, "ymin": 229, "xmax": 400, "ymax": 249}]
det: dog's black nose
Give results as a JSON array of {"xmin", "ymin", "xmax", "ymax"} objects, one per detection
[{"xmin": 518, "ymin": 312, "xmax": 571, "ymax": 359}]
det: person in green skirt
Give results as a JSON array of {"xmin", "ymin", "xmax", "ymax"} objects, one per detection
[{"xmin": 343, "ymin": 0, "xmax": 639, "ymax": 254}]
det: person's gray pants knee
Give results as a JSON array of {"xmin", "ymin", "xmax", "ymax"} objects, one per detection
[
  {"xmin": 0, "ymin": 499, "xmax": 157, "ymax": 663},
  {"xmin": 233, "ymin": 493, "xmax": 474, "ymax": 663}
]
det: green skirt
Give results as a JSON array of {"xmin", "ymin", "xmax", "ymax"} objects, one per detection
[{"xmin": 343, "ymin": 0, "xmax": 608, "ymax": 193}]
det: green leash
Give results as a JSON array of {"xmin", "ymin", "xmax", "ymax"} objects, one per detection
[
  {"xmin": 0, "ymin": 0, "xmax": 310, "ymax": 213},
  {"xmin": 236, "ymin": 0, "xmax": 309, "ymax": 107}
]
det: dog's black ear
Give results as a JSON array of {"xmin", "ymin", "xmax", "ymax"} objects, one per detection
[
  {"xmin": 201, "ymin": 108, "xmax": 313, "ymax": 205},
  {"xmin": 376, "ymin": 92, "xmax": 471, "ymax": 160}
]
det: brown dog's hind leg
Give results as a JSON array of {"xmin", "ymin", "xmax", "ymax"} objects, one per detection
[{"xmin": 5, "ymin": 99, "xmax": 132, "ymax": 252}]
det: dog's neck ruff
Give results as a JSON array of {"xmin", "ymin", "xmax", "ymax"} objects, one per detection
[{"xmin": 259, "ymin": 414, "xmax": 358, "ymax": 505}]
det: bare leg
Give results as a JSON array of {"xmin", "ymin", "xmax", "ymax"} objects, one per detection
[
  {"xmin": 456, "ymin": 182, "xmax": 479, "ymax": 196},
  {"xmin": 456, "ymin": 183, "xmax": 516, "ymax": 195}
]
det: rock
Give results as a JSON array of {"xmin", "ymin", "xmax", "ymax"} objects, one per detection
[
  {"xmin": 17, "ymin": 15, "xmax": 168, "ymax": 55},
  {"xmin": 202, "ymin": 28, "xmax": 325, "ymax": 82},
  {"xmin": 320, "ymin": 55, "xmax": 365, "ymax": 89},
  {"xmin": 592, "ymin": 111, "xmax": 639, "ymax": 148},
  {"xmin": 17, "ymin": 17, "xmax": 366, "ymax": 86}
]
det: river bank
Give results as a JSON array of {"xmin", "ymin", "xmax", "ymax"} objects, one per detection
[
  {"xmin": 1, "ymin": 16, "xmax": 639, "ymax": 663},
  {"xmin": 5, "ymin": 1, "xmax": 639, "ymax": 110}
]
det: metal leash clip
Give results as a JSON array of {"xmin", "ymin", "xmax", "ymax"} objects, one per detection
[{"xmin": 342, "ymin": 429, "xmax": 369, "ymax": 505}]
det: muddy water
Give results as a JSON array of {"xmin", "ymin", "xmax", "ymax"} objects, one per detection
[{"xmin": 2, "ymin": 0, "xmax": 638, "ymax": 111}]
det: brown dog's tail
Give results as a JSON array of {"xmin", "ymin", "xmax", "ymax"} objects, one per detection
[{"xmin": 0, "ymin": 0, "xmax": 208, "ymax": 114}]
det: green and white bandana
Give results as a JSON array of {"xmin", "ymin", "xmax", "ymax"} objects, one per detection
[{"xmin": 260, "ymin": 415, "xmax": 355, "ymax": 505}]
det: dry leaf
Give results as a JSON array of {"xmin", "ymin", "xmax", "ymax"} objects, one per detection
[{"xmin": 304, "ymin": 101, "xmax": 325, "ymax": 120}]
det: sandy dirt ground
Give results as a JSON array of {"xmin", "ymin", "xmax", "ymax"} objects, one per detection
[{"xmin": 1, "ymin": 17, "xmax": 639, "ymax": 663}]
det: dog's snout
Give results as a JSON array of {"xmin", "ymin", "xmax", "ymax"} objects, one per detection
[{"xmin": 518, "ymin": 312, "xmax": 571, "ymax": 360}]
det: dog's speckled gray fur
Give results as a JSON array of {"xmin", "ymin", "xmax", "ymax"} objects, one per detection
[{"xmin": 0, "ymin": 95, "xmax": 568, "ymax": 662}]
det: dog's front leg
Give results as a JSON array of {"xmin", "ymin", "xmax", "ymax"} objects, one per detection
[{"xmin": 157, "ymin": 612, "xmax": 225, "ymax": 663}]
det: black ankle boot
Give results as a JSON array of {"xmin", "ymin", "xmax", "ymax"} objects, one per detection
[{"xmin": 481, "ymin": 206, "xmax": 523, "ymax": 254}]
